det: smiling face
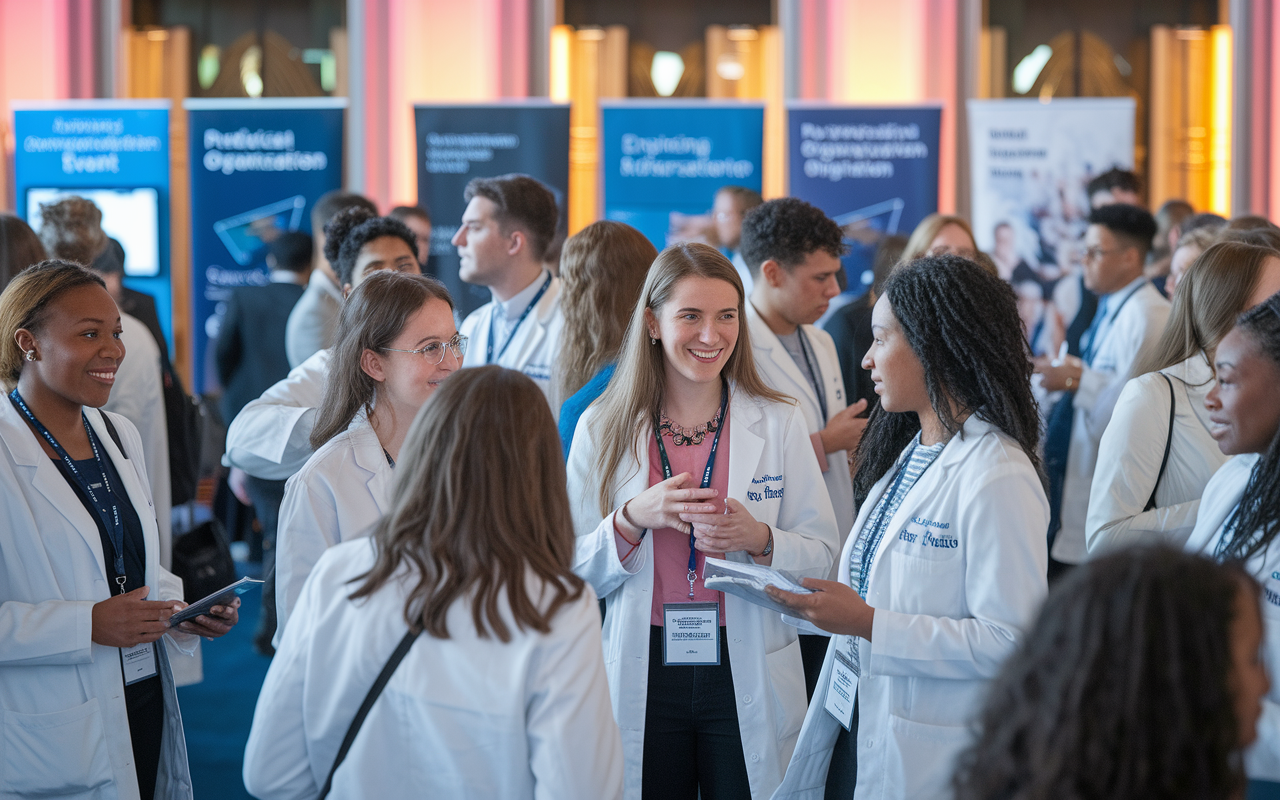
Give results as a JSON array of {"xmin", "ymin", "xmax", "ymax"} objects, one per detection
[
  {"xmin": 452, "ymin": 196, "xmax": 513, "ymax": 287},
  {"xmin": 646, "ymin": 276, "xmax": 740, "ymax": 392},
  {"xmin": 346, "ymin": 236, "xmax": 419, "ymax": 293},
  {"xmin": 17, "ymin": 283, "xmax": 124, "ymax": 410},
  {"xmin": 765, "ymin": 250, "xmax": 843, "ymax": 326},
  {"xmin": 1229, "ymin": 581, "xmax": 1270, "ymax": 749},
  {"xmin": 363, "ymin": 297, "xmax": 460, "ymax": 417},
  {"xmin": 862, "ymin": 294, "xmax": 929, "ymax": 415},
  {"xmin": 1206, "ymin": 326, "xmax": 1280, "ymax": 455}
]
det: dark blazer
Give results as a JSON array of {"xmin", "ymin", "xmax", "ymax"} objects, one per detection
[
  {"xmin": 215, "ymin": 281, "xmax": 306, "ymax": 425},
  {"xmin": 821, "ymin": 292, "xmax": 876, "ymax": 412}
]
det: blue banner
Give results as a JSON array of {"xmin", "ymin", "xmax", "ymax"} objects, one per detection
[
  {"xmin": 185, "ymin": 98, "xmax": 345, "ymax": 394},
  {"xmin": 12, "ymin": 100, "xmax": 173, "ymax": 345},
  {"xmin": 414, "ymin": 101, "xmax": 570, "ymax": 317},
  {"xmin": 788, "ymin": 103, "xmax": 940, "ymax": 293},
  {"xmin": 601, "ymin": 101, "xmax": 764, "ymax": 249}
]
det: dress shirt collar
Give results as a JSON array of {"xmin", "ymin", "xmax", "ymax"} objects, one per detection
[{"xmin": 498, "ymin": 270, "xmax": 550, "ymax": 321}]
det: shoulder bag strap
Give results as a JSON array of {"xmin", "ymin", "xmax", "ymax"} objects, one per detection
[
  {"xmin": 1143, "ymin": 374, "xmax": 1176, "ymax": 512},
  {"xmin": 317, "ymin": 628, "xmax": 422, "ymax": 799},
  {"xmin": 98, "ymin": 412, "xmax": 129, "ymax": 459}
]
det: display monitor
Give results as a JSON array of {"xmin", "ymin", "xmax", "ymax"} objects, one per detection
[{"xmin": 26, "ymin": 187, "xmax": 162, "ymax": 278}]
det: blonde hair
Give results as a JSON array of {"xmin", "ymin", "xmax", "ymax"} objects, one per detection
[
  {"xmin": 37, "ymin": 197, "xmax": 107, "ymax": 266},
  {"xmin": 556, "ymin": 221, "xmax": 658, "ymax": 403},
  {"xmin": 350, "ymin": 366, "xmax": 584, "ymax": 641},
  {"xmin": 902, "ymin": 214, "xmax": 977, "ymax": 263},
  {"xmin": 1132, "ymin": 241, "xmax": 1277, "ymax": 378},
  {"xmin": 0, "ymin": 260, "xmax": 106, "ymax": 390},
  {"xmin": 588, "ymin": 242, "xmax": 789, "ymax": 516}
]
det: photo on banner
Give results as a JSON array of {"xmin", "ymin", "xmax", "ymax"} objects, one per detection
[
  {"xmin": 12, "ymin": 100, "xmax": 173, "ymax": 345},
  {"xmin": 600, "ymin": 100, "xmax": 764, "ymax": 250},
  {"xmin": 414, "ymin": 101, "xmax": 570, "ymax": 318},
  {"xmin": 787, "ymin": 103, "xmax": 940, "ymax": 299},
  {"xmin": 185, "ymin": 98, "xmax": 346, "ymax": 394},
  {"xmin": 968, "ymin": 97, "xmax": 1136, "ymax": 356}
]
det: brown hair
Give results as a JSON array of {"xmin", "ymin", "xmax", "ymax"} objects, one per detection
[
  {"xmin": 310, "ymin": 271, "xmax": 453, "ymax": 449},
  {"xmin": 0, "ymin": 260, "xmax": 106, "ymax": 390},
  {"xmin": 556, "ymin": 221, "xmax": 658, "ymax": 403},
  {"xmin": 587, "ymin": 242, "xmax": 790, "ymax": 516},
  {"xmin": 902, "ymin": 214, "xmax": 977, "ymax": 263},
  {"xmin": 1132, "ymin": 241, "xmax": 1277, "ymax": 378},
  {"xmin": 37, "ymin": 197, "xmax": 108, "ymax": 266},
  {"xmin": 464, "ymin": 174, "xmax": 558, "ymax": 261},
  {"xmin": 350, "ymin": 365, "xmax": 585, "ymax": 641},
  {"xmin": 0, "ymin": 215, "xmax": 48, "ymax": 291}
]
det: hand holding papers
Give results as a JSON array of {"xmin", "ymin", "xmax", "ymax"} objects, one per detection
[{"xmin": 702, "ymin": 557, "xmax": 813, "ymax": 616}]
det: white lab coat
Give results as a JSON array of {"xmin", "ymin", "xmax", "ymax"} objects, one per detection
[
  {"xmin": 244, "ymin": 537, "xmax": 624, "ymax": 800},
  {"xmin": 567, "ymin": 389, "xmax": 839, "ymax": 800},
  {"xmin": 459, "ymin": 272, "xmax": 565, "ymax": 409},
  {"xmin": 274, "ymin": 411, "xmax": 392, "ymax": 644},
  {"xmin": 0, "ymin": 400, "xmax": 197, "ymax": 800},
  {"xmin": 223, "ymin": 348, "xmax": 330, "ymax": 481},
  {"xmin": 285, "ymin": 269, "xmax": 342, "ymax": 369},
  {"xmin": 774, "ymin": 417, "xmax": 1049, "ymax": 800},
  {"xmin": 1185, "ymin": 452, "xmax": 1280, "ymax": 781},
  {"xmin": 1086, "ymin": 353, "xmax": 1227, "ymax": 554},
  {"xmin": 1054, "ymin": 278, "xmax": 1170, "ymax": 563},
  {"xmin": 747, "ymin": 303, "xmax": 856, "ymax": 554}
]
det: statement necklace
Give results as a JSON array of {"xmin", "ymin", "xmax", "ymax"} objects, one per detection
[{"xmin": 658, "ymin": 404, "xmax": 724, "ymax": 446}]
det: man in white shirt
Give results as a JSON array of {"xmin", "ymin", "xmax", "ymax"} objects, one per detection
[
  {"xmin": 285, "ymin": 191, "xmax": 377, "ymax": 367},
  {"xmin": 713, "ymin": 185, "xmax": 763, "ymax": 296},
  {"xmin": 739, "ymin": 197, "xmax": 868, "ymax": 698},
  {"xmin": 1035, "ymin": 203, "xmax": 1170, "ymax": 570},
  {"xmin": 454, "ymin": 174, "xmax": 564, "ymax": 406}
]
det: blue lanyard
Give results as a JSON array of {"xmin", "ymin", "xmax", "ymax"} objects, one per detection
[
  {"xmin": 9, "ymin": 390, "xmax": 129, "ymax": 592},
  {"xmin": 795, "ymin": 327, "xmax": 828, "ymax": 422},
  {"xmin": 486, "ymin": 272, "xmax": 552, "ymax": 364},
  {"xmin": 654, "ymin": 383, "xmax": 729, "ymax": 599},
  {"xmin": 855, "ymin": 442, "xmax": 938, "ymax": 597}
]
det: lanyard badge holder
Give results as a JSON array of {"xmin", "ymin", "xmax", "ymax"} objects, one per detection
[
  {"xmin": 9, "ymin": 391, "xmax": 157, "ymax": 684},
  {"xmin": 486, "ymin": 272, "xmax": 552, "ymax": 364},
  {"xmin": 655, "ymin": 384, "xmax": 728, "ymax": 667}
]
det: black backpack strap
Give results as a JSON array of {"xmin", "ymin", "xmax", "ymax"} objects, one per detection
[
  {"xmin": 1143, "ymin": 374, "xmax": 1176, "ymax": 512},
  {"xmin": 317, "ymin": 628, "xmax": 421, "ymax": 799},
  {"xmin": 99, "ymin": 412, "xmax": 129, "ymax": 459}
]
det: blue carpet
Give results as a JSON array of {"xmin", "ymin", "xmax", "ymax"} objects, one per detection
[{"xmin": 177, "ymin": 577, "xmax": 271, "ymax": 800}]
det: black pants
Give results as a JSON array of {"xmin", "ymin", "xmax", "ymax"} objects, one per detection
[
  {"xmin": 824, "ymin": 701, "xmax": 859, "ymax": 799},
  {"xmin": 245, "ymin": 476, "xmax": 287, "ymax": 647},
  {"xmin": 125, "ymin": 673, "xmax": 164, "ymax": 800},
  {"xmin": 642, "ymin": 625, "xmax": 751, "ymax": 800},
  {"xmin": 799, "ymin": 634, "xmax": 829, "ymax": 701}
]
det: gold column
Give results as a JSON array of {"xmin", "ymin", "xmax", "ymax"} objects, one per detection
[{"xmin": 705, "ymin": 26, "xmax": 785, "ymax": 198}]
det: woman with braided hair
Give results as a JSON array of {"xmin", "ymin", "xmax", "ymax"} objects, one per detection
[
  {"xmin": 1189, "ymin": 291, "xmax": 1280, "ymax": 790},
  {"xmin": 769, "ymin": 254, "xmax": 1049, "ymax": 800}
]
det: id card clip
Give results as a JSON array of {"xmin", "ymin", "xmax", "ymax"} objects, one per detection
[{"xmin": 824, "ymin": 649, "xmax": 858, "ymax": 730}]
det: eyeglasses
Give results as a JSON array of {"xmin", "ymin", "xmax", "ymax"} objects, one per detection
[
  {"xmin": 382, "ymin": 333, "xmax": 468, "ymax": 365},
  {"xmin": 1084, "ymin": 246, "xmax": 1123, "ymax": 262}
]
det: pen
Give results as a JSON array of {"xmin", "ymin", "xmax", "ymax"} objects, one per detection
[{"xmin": 1051, "ymin": 341, "xmax": 1068, "ymax": 367}]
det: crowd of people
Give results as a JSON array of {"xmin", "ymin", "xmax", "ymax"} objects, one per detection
[{"xmin": 3, "ymin": 167, "xmax": 1280, "ymax": 800}]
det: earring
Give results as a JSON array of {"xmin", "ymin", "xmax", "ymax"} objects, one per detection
[
  {"xmin": 24, "ymin": 350, "xmax": 35, "ymax": 362},
  {"xmin": 650, "ymin": 337, "xmax": 657, "ymax": 345}
]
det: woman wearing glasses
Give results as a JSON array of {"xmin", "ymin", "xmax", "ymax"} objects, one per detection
[{"xmin": 274, "ymin": 270, "xmax": 464, "ymax": 640}]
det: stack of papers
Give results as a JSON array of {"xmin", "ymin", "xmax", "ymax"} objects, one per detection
[{"xmin": 703, "ymin": 558, "xmax": 813, "ymax": 616}]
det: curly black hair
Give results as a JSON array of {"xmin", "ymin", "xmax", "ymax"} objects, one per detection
[
  {"xmin": 738, "ymin": 197, "xmax": 846, "ymax": 278},
  {"xmin": 323, "ymin": 206, "xmax": 419, "ymax": 288},
  {"xmin": 1086, "ymin": 166, "xmax": 1141, "ymax": 199},
  {"xmin": 954, "ymin": 545, "xmax": 1253, "ymax": 800},
  {"xmin": 851, "ymin": 254, "xmax": 1043, "ymax": 506},
  {"xmin": 1218, "ymin": 294, "xmax": 1280, "ymax": 563},
  {"xmin": 1089, "ymin": 203, "xmax": 1158, "ymax": 257}
]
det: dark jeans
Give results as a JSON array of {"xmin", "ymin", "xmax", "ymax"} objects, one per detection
[
  {"xmin": 125, "ymin": 674, "xmax": 164, "ymax": 800},
  {"xmin": 642, "ymin": 625, "xmax": 751, "ymax": 800},
  {"xmin": 245, "ymin": 476, "xmax": 286, "ymax": 645},
  {"xmin": 825, "ymin": 701, "xmax": 859, "ymax": 799},
  {"xmin": 799, "ymin": 634, "xmax": 829, "ymax": 701}
]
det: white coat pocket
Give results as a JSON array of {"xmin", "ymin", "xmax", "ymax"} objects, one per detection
[
  {"xmin": 765, "ymin": 637, "xmax": 807, "ymax": 740},
  {"xmin": 889, "ymin": 550, "xmax": 964, "ymax": 617},
  {"xmin": 2, "ymin": 698, "xmax": 113, "ymax": 795},
  {"xmin": 885, "ymin": 714, "xmax": 970, "ymax": 799}
]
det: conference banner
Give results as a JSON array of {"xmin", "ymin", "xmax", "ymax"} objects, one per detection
[
  {"xmin": 601, "ymin": 100, "xmax": 764, "ymax": 249},
  {"xmin": 414, "ymin": 101, "xmax": 570, "ymax": 317},
  {"xmin": 185, "ymin": 98, "xmax": 345, "ymax": 394},
  {"xmin": 12, "ymin": 99, "xmax": 173, "ymax": 344},
  {"xmin": 787, "ymin": 102, "xmax": 941, "ymax": 292}
]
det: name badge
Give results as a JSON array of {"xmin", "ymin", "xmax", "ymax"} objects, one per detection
[
  {"xmin": 662, "ymin": 602, "xmax": 720, "ymax": 666},
  {"xmin": 121, "ymin": 642, "xmax": 157, "ymax": 685},
  {"xmin": 824, "ymin": 649, "xmax": 858, "ymax": 730}
]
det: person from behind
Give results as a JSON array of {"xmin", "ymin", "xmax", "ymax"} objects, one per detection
[
  {"xmin": 388, "ymin": 205, "xmax": 432, "ymax": 271},
  {"xmin": 243, "ymin": 366, "xmax": 623, "ymax": 800},
  {"xmin": 453, "ymin": 174, "xmax": 564, "ymax": 405},
  {"xmin": 822, "ymin": 234, "xmax": 905, "ymax": 410},
  {"xmin": 900, "ymin": 213, "xmax": 979, "ymax": 262},
  {"xmin": 1149, "ymin": 199, "xmax": 1196, "ymax": 287},
  {"xmin": 567, "ymin": 243, "xmax": 838, "ymax": 799},
  {"xmin": 953, "ymin": 546, "xmax": 1266, "ymax": 800},
  {"xmin": 768, "ymin": 255, "xmax": 1049, "ymax": 800},
  {"xmin": 1087, "ymin": 167, "xmax": 1143, "ymax": 208},
  {"xmin": 1190, "ymin": 292, "xmax": 1280, "ymax": 789},
  {"xmin": 0, "ymin": 213, "xmax": 48, "ymax": 291},
  {"xmin": 1221, "ymin": 225, "xmax": 1280, "ymax": 254},
  {"xmin": 0, "ymin": 261, "xmax": 239, "ymax": 800},
  {"xmin": 1035, "ymin": 203, "xmax": 1170, "ymax": 571},
  {"xmin": 713, "ymin": 185, "xmax": 764, "ymax": 294},
  {"xmin": 1088, "ymin": 242, "xmax": 1280, "ymax": 555},
  {"xmin": 556, "ymin": 220, "xmax": 657, "ymax": 457},
  {"xmin": 285, "ymin": 190, "xmax": 377, "ymax": 368},
  {"xmin": 1169, "ymin": 226, "xmax": 1223, "ymax": 296}
]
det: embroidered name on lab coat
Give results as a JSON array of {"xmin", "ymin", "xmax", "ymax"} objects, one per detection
[
  {"xmin": 748, "ymin": 474, "xmax": 784, "ymax": 502},
  {"xmin": 899, "ymin": 517, "xmax": 958, "ymax": 549}
]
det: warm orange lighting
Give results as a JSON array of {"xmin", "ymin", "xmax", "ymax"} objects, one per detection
[
  {"xmin": 550, "ymin": 25, "xmax": 572, "ymax": 103},
  {"xmin": 1210, "ymin": 24, "xmax": 1232, "ymax": 216}
]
